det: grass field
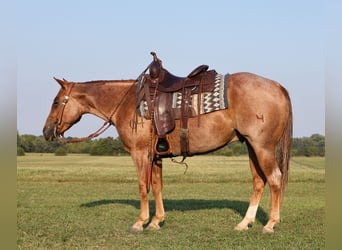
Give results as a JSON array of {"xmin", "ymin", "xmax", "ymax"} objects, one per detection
[{"xmin": 17, "ymin": 154, "xmax": 325, "ymax": 249}]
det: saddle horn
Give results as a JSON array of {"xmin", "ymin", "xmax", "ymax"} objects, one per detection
[
  {"xmin": 150, "ymin": 51, "xmax": 158, "ymax": 61},
  {"xmin": 149, "ymin": 52, "xmax": 162, "ymax": 79}
]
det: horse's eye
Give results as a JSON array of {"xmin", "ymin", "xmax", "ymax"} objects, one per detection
[{"xmin": 53, "ymin": 100, "xmax": 60, "ymax": 106}]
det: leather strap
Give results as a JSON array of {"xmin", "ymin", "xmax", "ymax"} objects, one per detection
[
  {"xmin": 180, "ymin": 88, "xmax": 192, "ymax": 157},
  {"xmin": 56, "ymin": 83, "xmax": 75, "ymax": 126}
]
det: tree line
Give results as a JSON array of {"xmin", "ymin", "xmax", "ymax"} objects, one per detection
[{"xmin": 17, "ymin": 132, "xmax": 325, "ymax": 157}]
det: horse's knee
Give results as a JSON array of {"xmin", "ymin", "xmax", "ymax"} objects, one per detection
[
  {"xmin": 151, "ymin": 175, "xmax": 162, "ymax": 190},
  {"xmin": 138, "ymin": 182, "xmax": 149, "ymax": 195}
]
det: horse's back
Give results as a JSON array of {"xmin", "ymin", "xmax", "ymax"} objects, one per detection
[{"xmin": 229, "ymin": 72, "xmax": 288, "ymax": 98}]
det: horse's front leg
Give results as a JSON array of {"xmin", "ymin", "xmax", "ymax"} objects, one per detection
[
  {"xmin": 130, "ymin": 150, "xmax": 150, "ymax": 232},
  {"xmin": 147, "ymin": 158, "xmax": 165, "ymax": 230}
]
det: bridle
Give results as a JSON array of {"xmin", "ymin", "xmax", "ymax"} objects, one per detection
[
  {"xmin": 55, "ymin": 82, "xmax": 75, "ymax": 127},
  {"xmin": 54, "ymin": 81, "xmax": 135, "ymax": 143}
]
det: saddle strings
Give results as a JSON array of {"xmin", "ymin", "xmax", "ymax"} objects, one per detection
[{"xmin": 171, "ymin": 157, "xmax": 189, "ymax": 175}]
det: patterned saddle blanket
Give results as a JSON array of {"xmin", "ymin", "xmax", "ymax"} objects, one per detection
[{"xmin": 137, "ymin": 73, "xmax": 229, "ymax": 119}]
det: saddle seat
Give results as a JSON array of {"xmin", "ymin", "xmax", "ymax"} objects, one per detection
[{"xmin": 157, "ymin": 65, "xmax": 209, "ymax": 92}]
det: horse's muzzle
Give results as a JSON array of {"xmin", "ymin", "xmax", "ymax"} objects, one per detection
[{"xmin": 43, "ymin": 124, "xmax": 58, "ymax": 141}]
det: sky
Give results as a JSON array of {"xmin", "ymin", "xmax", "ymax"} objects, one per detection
[{"xmin": 17, "ymin": 0, "xmax": 325, "ymax": 138}]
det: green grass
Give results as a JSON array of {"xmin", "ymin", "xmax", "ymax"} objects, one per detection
[{"xmin": 17, "ymin": 154, "xmax": 325, "ymax": 249}]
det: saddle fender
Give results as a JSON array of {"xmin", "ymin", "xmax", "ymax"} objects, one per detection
[{"xmin": 154, "ymin": 92, "xmax": 175, "ymax": 137}]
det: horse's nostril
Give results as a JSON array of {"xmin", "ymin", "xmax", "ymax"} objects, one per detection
[{"xmin": 43, "ymin": 125, "xmax": 56, "ymax": 141}]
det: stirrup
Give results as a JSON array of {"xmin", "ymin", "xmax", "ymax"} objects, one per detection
[{"xmin": 154, "ymin": 136, "xmax": 172, "ymax": 156}]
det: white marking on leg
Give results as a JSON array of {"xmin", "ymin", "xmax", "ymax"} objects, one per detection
[
  {"xmin": 235, "ymin": 204, "xmax": 259, "ymax": 230},
  {"xmin": 245, "ymin": 204, "xmax": 258, "ymax": 222}
]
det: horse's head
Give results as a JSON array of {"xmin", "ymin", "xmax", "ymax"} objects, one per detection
[{"xmin": 43, "ymin": 78, "xmax": 83, "ymax": 141}]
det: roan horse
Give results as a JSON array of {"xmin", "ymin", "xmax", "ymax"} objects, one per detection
[{"xmin": 43, "ymin": 64, "xmax": 292, "ymax": 233}]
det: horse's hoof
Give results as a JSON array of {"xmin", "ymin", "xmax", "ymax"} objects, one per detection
[
  {"xmin": 234, "ymin": 223, "xmax": 249, "ymax": 231},
  {"xmin": 262, "ymin": 226, "xmax": 274, "ymax": 234},
  {"xmin": 234, "ymin": 225, "xmax": 248, "ymax": 231},
  {"xmin": 129, "ymin": 223, "xmax": 144, "ymax": 233},
  {"xmin": 146, "ymin": 222, "xmax": 160, "ymax": 231}
]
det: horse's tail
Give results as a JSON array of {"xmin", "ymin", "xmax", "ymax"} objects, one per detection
[{"xmin": 275, "ymin": 87, "xmax": 293, "ymax": 195}]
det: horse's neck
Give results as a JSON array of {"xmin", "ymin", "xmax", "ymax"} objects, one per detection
[{"xmin": 76, "ymin": 80, "xmax": 135, "ymax": 122}]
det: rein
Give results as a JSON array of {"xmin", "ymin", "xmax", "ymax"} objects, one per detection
[
  {"xmin": 56, "ymin": 81, "xmax": 135, "ymax": 144},
  {"xmin": 60, "ymin": 122, "xmax": 112, "ymax": 143}
]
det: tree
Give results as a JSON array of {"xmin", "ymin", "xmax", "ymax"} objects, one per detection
[
  {"xmin": 17, "ymin": 147, "xmax": 25, "ymax": 156},
  {"xmin": 66, "ymin": 140, "xmax": 92, "ymax": 154},
  {"xmin": 55, "ymin": 147, "xmax": 68, "ymax": 156},
  {"xmin": 310, "ymin": 134, "xmax": 325, "ymax": 156},
  {"xmin": 90, "ymin": 137, "xmax": 116, "ymax": 156},
  {"xmin": 232, "ymin": 143, "xmax": 243, "ymax": 156},
  {"xmin": 112, "ymin": 137, "xmax": 128, "ymax": 156},
  {"xmin": 291, "ymin": 134, "xmax": 325, "ymax": 156},
  {"xmin": 19, "ymin": 134, "xmax": 36, "ymax": 152},
  {"xmin": 16, "ymin": 133, "xmax": 325, "ymax": 157},
  {"xmin": 33, "ymin": 136, "xmax": 48, "ymax": 153}
]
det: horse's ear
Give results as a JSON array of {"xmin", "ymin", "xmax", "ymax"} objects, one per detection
[{"xmin": 53, "ymin": 77, "xmax": 68, "ymax": 88}]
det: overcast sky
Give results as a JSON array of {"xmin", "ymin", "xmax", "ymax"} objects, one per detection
[{"xmin": 17, "ymin": 0, "xmax": 325, "ymax": 138}]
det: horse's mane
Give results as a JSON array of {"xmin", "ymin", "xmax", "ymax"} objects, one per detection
[{"xmin": 77, "ymin": 79, "xmax": 136, "ymax": 85}]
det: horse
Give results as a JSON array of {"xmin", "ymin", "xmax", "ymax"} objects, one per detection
[{"xmin": 43, "ymin": 71, "xmax": 292, "ymax": 234}]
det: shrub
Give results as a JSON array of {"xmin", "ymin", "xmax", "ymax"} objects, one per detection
[
  {"xmin": 55, "ymin": 147, "xmax": 68, "ymax": 156},
  {"xmin": 89, "ymin": 137, "xmax": 115, "ymax": 156},
  {"xmin": 17, "ymin": 147, "xmax": 25, "ymax": 156}
]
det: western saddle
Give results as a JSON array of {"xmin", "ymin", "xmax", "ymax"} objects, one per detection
[{"xmin": 136, "ymin": 52, "xmax": 217, "ymax": 157}]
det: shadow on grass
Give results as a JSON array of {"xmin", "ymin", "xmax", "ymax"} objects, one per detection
[{"xmin": 80, "ymin": 199, "xmax": 268, "ymax": 225}]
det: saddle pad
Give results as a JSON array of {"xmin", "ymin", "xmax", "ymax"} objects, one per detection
[{"xmin": 137, "ymin": 73, "xmax": 229, "ymax": 118}]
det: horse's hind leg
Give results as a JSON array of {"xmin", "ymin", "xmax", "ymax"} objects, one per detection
[
  {"xmin": 147, "ymin": 158, "xmax": 165, "ymax": 230},
  {"xmin": 235, "ymin": 143, "xmax": 266, "ymax": 231},
  {"xmin": 252, "ymin": 144, "xmax": 283, "ymax": 233}
]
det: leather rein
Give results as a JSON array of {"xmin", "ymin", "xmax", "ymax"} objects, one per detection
[{"xmin": 56, "ymin": 81, "xmax": 134, "ymax": 144}]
